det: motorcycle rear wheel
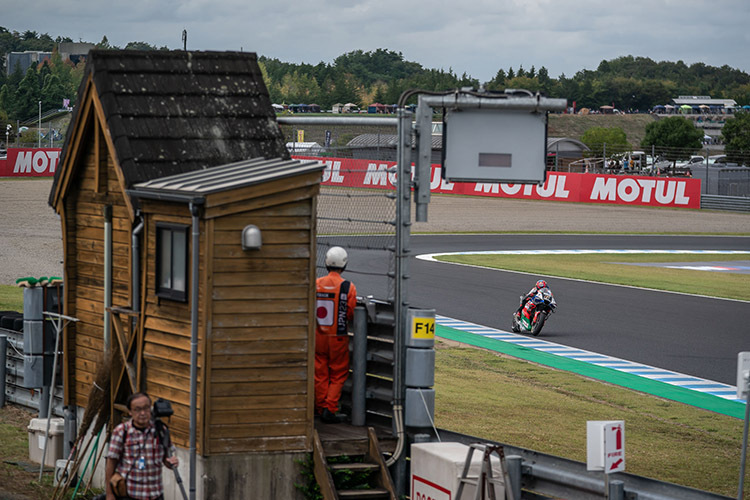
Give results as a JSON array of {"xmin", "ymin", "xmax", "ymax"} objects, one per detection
[{"xmin": 531, "ymin": 311, "xmax": 547, "ymax": 336}]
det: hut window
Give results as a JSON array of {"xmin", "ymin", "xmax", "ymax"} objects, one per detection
[{"xmin": 156, "ymin": 223, "xmax": 189, "ymax": 302}]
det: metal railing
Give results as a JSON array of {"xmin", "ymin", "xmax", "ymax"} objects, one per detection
[
  {"xmin": 701, "ymin": 194, "xmax": 750, "ymax": 212},
  {"xmin": 438, "ymin": 428, "xmax": 734, "ymax": 500},
  {"xmin": 1, "ymin": 328, "xmax": 64, "ymax": 416}
]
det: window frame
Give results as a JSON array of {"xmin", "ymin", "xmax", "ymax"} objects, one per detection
[{"xmin": 155, "ymin": 222, "xmax": 190, "ymax": 302}]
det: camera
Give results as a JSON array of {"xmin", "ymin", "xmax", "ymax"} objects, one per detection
[{"xmin": 153, "ymin": 398, "xmax": 174, "ymax": 419}]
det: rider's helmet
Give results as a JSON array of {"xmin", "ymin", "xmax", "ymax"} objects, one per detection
[
  {"xmin": 535, "ymin": 279, "xmax": 547, "ymax": 289},
  {"xmin": 325, "ymin": 246, "xmax": 348, "ymax": 271}
]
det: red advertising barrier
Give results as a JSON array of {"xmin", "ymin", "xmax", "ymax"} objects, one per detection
[
  {"xmin": 297, "ymin": 156, "xmax": 702, "ymax": 209},
  {"xmin": 1, "ymin": 150, "xmax": 699, "ymax": 208},
  {"xmin": 0, "ymin": 148, "xmax": 62, "ymax": 177}
]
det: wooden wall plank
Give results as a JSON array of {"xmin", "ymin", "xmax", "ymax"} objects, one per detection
[
  {"xmin": 211, "ymin": 298, "xmax": 307, "ymax": 315},
  {"xmin": 209, "ymin": 407, "xmax": 307, "ymax": 425},
  {"xmin": 211, "ymin": 339, "xmax": 307, "ymax": 355},
  {"xmin": 143, "ymin": 343, "xmax": 194, "ymax": 365},
  {"xmin": 213, "ymin": 243, "xmax": 310, "ymax": 260},
  {"xmin": 209, "ymin": 422, "xmax": 307, "ymax": 439},
  {"xmin": 210, "ymin": 326, "xmax": 307, "ymax": 342},
  {"xmin": 210, "ymin": 379, "xmax": 306, "ymax": 397},
  {"xmin": 210, "ymin": 394, "xmax": 306, "ymax": 411},
  {"xmin": 210, "ymin": 352, "xmax": 306, "ymax": 368},
  {"xmin": 213, "ymin": 229, "xmax": 310, "ymax": 245},
  {"xmin": 208, "ymin": 436, "xmax": 307, "ymax": 454},
  {"xmin": 205, "ymin": 172, "xmax": 319, "ymax": 209},
  {"xmin": 213, "ymin": 216, "xmax": 311, "ymax": 231},
  {"xmin": 144, "ymin": 316, "xmax": 192, "ymax": 337},
  {"xmin": 211, "ymin": 284, "xmax": 308, "ymax": 301},
  {"xmin": 210, "ymin": 366, "xmax": 307, "ymax": 383},
  {"xmin": 212, "ymin": 270, "xmax": 309, "ymax": 287},
  {"xmin": 204, "ymin": 185, "xmax": 318, "ymax": 220},
  {"xmin": 212, "ymin": 312, "xmax": 309, "ymax": 328},
  {"xmin": 212, "ymin": 258, "xmax": 308, "ymax": 273}
]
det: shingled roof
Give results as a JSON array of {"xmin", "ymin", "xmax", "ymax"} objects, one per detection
[{"xmin": 49, "ymin": 49, "xmax": 289, "ymax": 207}]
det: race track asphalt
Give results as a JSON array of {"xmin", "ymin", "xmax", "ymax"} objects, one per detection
[{"xmin": 346, "ymin": 234, "xmax": 750, "ymax": 386}]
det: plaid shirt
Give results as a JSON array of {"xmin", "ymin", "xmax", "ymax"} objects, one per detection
[{"xmin": 107, "ymin": 419, "xmax": 166, "ymax": 499}]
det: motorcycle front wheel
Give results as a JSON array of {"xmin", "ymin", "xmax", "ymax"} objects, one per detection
[
  {"xmin": 531, "ymin": 311, "xmax": 547, "ymax": 336},
  {"xmin": 511, "ymin": 314, "xmax": 520, "ymax": 333}
]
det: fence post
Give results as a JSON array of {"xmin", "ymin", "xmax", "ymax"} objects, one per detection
[
  {"xmin": 351, "ymin": 306, "xmax": 367, "ymax": 426},
  {"xmin": 506, "ymin": 455, "xmax": 523, "ymax": 500},
  {"xmin": 705, "ymin": 147, "xmax": 710, "ymax": 195},
  {"xmin": 0, "ymin": 335, "xmax": 6, "ymax": 408},
  {"xmin": 609, "ymin": 479, "xmax": 624, "ymax": 500}
]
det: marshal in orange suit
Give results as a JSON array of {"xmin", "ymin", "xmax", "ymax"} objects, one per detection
[{"xmin": 315, "ymin": 246, "xmax": 357, "ymax": 423}]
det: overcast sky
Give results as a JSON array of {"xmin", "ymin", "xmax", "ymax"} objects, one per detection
[{"xmin": 5, "ymin": 0, "xmax": 750, "ymax": 83}]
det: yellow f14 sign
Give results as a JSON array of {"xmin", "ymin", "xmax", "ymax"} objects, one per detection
[
  {"xmin": 407, "ymin": 308, "xmax": 436, "ymax": 348},
  {"xmin": 412, "ymin": 317, "xmax": 435, "ymax": 339}
]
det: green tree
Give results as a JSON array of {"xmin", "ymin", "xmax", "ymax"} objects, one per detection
[
  {"xmin": 41, "ymin": 74, "xmax": 67, "ymax": 111},
  {"xmin": 505, "ymin": 76, "xmax": 540, "ymax": 93},
  {"xmin": 581, "ymin": 127, "xmax": 631, "ymax": 157},
  {"xmin": 537, "ymin": 66, "xmax": 551, "ymax": 94},
  {"xmin": 720, "ymin": 112, "xmax": 750, "ymax": 164},
  {"xmin": 16, "ymin": 66, "xmax": 41, "ymax": 120},
  {"xmin": 124, "ymin": 41, "xmax": 160, "ymax": 50},
  {"xmin": 640, "ymin": 116, "xmax": 703, "ymax": 161},
  {"xmin": 487, "ymin": 68, "xmax": 506, "ymax": 91},
  {"xmin": 0, "ymin": 84, "xmax": 15, "ymax": 117},
  {"xmin": 96, "ymin": 35, "xmax": 114, "ymax": 49}
]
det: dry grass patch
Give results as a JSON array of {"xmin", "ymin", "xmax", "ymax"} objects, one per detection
[{"xmin": 434, "ymin": 344, "xmax": 747, "ymax": 497}]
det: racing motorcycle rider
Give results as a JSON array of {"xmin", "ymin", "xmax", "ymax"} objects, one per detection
[{"xmin": 514, "ymin": 279, "xmax": 557, "ymax": 319}]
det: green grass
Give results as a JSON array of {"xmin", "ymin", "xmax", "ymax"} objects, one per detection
[
  {"xmin": 434, "ymin": 345, "xmax": 748, "ymax": 497},
  {"xmin": 436, "ymin": 253, "xmax": 750, "ymax": 301},
  {"xmin": 0, "ymin": 285, "xmax": 23, "ymax": 312}
]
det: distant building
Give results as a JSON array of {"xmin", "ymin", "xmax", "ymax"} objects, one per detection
[
  {"xmin": 58, "ymin": 42, "xmax": 95, "ymax": 67},
  {"xmin": 650, "ymin": 96, "xmax": 739, "ymax": 144},
  {"xmin": 5, "ymin": 51, "xmax": 52, "ymax": 75},
  {"xmin": 5, "ymin": 43, "xmax": 95, "ymax": 76},
  {"xmin": 671, "ymin": 95, "xmax": 737, "ymax": 111}
]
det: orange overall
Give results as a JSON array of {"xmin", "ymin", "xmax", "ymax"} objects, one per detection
[{"xmin": 315, "ymin": 271, "xmax": 357, "ymax": 414}]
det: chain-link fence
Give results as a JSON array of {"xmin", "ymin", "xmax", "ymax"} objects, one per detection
[
  {"xmin": 281, "ymin": 121, "xmax": 400, "ymax": 301},
  {"xmin": 4, "ymin": 110, "xmax": 72, "ymax": 150},
  {"xmin": 556, "ymin": 142, "xmax": 750, "ymax": 197}
]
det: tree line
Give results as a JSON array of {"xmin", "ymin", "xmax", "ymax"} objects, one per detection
[{"xmin": 2, "ymin": 26, "xmax": 750, "ymax": 128}]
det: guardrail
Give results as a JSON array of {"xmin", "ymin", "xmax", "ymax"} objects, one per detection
[
  {"xmin": 436, "ymin": 428, "xmax": 734, "ymax": 500},
  {"xmin": 701, "ymin": 194, "xmax": 750, "ymax": 212},
  {"xmin": 1, "ymin": 328, "xmax": 64, "ymax": 416}
]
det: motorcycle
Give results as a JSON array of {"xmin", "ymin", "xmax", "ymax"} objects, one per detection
[{"xmin": 511, "ymin": 288, "xmax": 556, "ymax": 336}]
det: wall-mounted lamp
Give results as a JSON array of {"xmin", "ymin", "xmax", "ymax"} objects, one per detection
[{"xmin": 241, "ymin": 224, "xmax": 262, "ymax": 250}]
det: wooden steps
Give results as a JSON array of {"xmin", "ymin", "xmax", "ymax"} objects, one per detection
[{"xmin": 313, "ymin": 426, "xmax": 397, "ymax": 500}]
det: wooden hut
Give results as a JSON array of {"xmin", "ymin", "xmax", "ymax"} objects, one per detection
[{"xmin": 48, "ymin": 50, "xmax": 323, "ymax": 498}]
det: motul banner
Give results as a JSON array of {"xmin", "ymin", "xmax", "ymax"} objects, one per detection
[
  {"xmin": 297, "ymin": 156, "xmax": 701, "ymax": 209},
  {"xmin": 0, "ymin": 148, "xmax": 61, "ymax": 177}
]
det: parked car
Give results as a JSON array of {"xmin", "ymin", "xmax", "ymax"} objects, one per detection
[
  {"xmin": 675, "ymin": 155, "xmax": 706, "ymax": 168},
  {"xmin": 708, "ymin": 154, "xmax": 727, "ymax": 165}
]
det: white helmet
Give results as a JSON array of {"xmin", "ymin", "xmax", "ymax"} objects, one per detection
[{"xmin": 325, "ymin": 246, "xmax": 348, "ymax": 270}]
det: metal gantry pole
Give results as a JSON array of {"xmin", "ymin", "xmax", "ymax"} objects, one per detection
[
  {"xmin": 739, "ymin": 371, "xmax": 749, "ymax": 500},
  {"xmin": 391, "ymin": 107, "xmax": 413, "ymax": 493}
]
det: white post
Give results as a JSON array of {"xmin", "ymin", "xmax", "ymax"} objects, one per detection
[{"xmin": 38, "ymin": 101, "xmax": 41, "ymax": 148}]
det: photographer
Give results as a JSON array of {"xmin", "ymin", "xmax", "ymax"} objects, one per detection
[{"xmin": 105, "ymin": 392, "xmax": 179, "ymax": 500}]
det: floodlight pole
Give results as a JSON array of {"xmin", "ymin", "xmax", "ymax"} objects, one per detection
[{"xmin": 739, "ymin": 371, "xmax": 749, "ymax": 500}]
